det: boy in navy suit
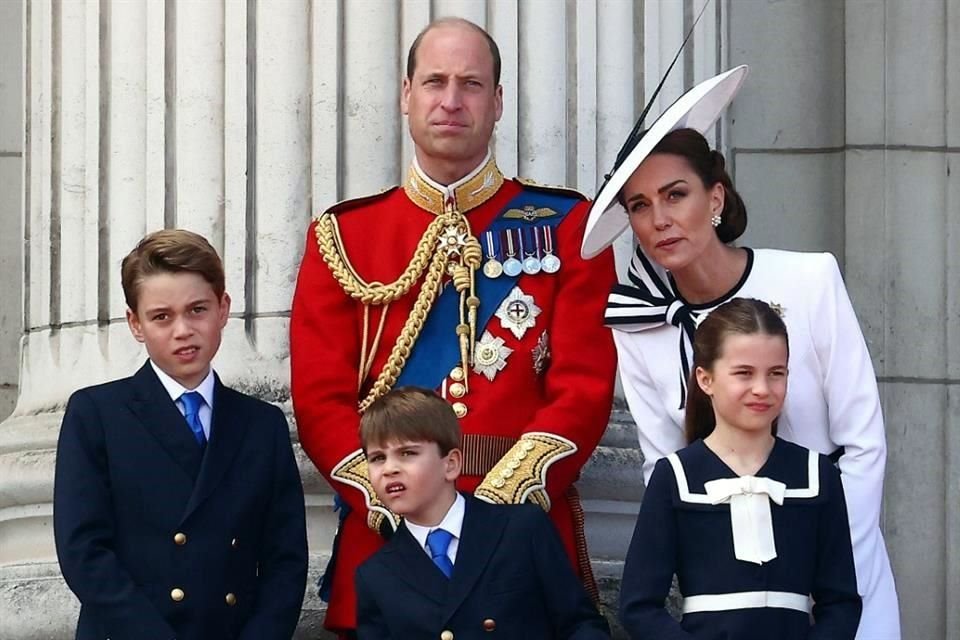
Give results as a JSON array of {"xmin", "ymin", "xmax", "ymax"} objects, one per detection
[
  {"xmin": 53, "ymin": 229, "xmax": 308, "ymax": 640},
  {"xmin": 355, "ymin": 387, "xmax": 610, "ymax": 639}
]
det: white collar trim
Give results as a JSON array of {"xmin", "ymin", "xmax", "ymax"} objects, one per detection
[{"xmin": 667, "ymin": 449, "xmax": 819, "ymax": 504}]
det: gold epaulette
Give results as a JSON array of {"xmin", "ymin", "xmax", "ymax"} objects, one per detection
[
  {"xmin": 330, "ymin": 449, "xmax": 400, "ymax": 533},
  {"xmin": 513, "ymin": 177, "xmax": 588, "ymax": 201},
  {"xmin": 316, "ymin": 186, "xmax": 399, "ymax": 220},
  {"xmin": 474, "ymin": 432, "xmax": 578, "ymax": 511}
]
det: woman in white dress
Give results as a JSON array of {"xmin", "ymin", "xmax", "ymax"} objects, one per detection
[{"xmin": 582, "ymin": 67, "xmax": 900, "ymax": 639}]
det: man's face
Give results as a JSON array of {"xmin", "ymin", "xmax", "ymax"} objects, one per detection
[
  {"xmin": 401, "ymin": 24, "xmax": 503, "ymax": 182},
  {"xmin": 366, "ymin": 439, "xmax": 461, "ymax": 527},
  {"xmin": 126, "ymin": 272, "xmax": 230, "ymax": 390}
]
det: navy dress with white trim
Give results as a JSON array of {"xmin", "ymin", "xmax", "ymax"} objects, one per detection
[{"xmin": 619, "ymin": 437, "xmax": 861, "ymax": 640}]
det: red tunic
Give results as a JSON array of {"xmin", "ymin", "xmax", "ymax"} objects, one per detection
[{"xmin": 290, "ymin": 166, "xmax": 617, "ymax": 633}]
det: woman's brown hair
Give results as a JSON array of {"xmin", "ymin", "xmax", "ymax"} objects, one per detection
[
  {"xmin": 684, "ymin": 298, "xmax": 789, "ymax": 443},
  {"xmin": 621, "ymin": 127, "xmax": 748, "ymax": 243}
]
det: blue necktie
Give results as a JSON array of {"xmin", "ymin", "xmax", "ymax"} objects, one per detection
[
  {"xmin": 426, "ymin": 528, "xmax": 455, "ymax": 578},
  {"xmin": 180, "ymin": 391, "xmax": 207, "ymax": 448}
]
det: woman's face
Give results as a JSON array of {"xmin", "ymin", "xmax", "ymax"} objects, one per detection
[
  {"xmin": 695, "ymin": 332, "xmax": 788, "ymax": 436},
  {"xmin": 621, "ymin": 153, "xmax": 725, "ymax": 273}
]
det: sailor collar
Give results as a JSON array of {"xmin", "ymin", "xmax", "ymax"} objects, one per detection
[
  {"xmin": 404, "ymin": 152, "xmax": 505, "ymax": 215},
  {"xmin": 667, "ymin": 439, "xmax": 821, "ymax": 505}
]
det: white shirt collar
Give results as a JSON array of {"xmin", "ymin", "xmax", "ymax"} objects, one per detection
[
  {"xmin": 149, "ymin": 360, "xmax": 216, "ymax": 408},
  {"xmin": 412, "ymin": 150, "xmax": 492, "ymax": 194},
  {"xmin": 406, "ymin": 492, "xmax": 465, "ymax": 557}
]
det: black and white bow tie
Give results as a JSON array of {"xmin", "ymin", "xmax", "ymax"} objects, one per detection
[{"xmin": 604, "ymin": 248, "xmax": 702, "ymax": 409}]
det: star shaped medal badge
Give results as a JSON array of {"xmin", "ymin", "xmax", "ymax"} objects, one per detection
[
  {"xmin": 495, "ymin": 286, "xmax": 541, "ymax": 340},
  {"xmin": 474, "ymin": 331, "xmax": 513, "ymax": 381}
]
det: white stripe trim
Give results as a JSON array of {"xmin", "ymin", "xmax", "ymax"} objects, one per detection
[
  {"xmin": 667, "ymin": 453, "xmax": 713, "ymax": 504},
  {"xmin": 667, "ymin": 449, "xmax": 820, "ymax": 505},
  {"xmin": 604, "ymin": 306, "xmax": 661, "ymax": 318},
  {"xmin": 682, "ymin": 590, "xmax": 811, "ymax": 614},
  {"xmin": 783, "ymin": 450, "xmax": 820, "ymax": 498}
]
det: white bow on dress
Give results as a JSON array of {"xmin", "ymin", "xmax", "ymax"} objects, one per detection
[{"xmin": 704, "ymin": 475, "xmax": 787, "ymax": 565}]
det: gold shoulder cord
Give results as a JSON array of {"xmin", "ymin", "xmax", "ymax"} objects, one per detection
[{"xmin": 314, "ymin": 206, "xmax": 481, "ymax": 413}]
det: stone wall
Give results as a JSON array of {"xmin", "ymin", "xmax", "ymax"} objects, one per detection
[
  {"xmin": 0, "ymin": 1, "xmax": 671, "ymax": 636},
  {"xmin": 726, "ymin": 1, "xmax": 960, "ymax": 637},
  {"xmin": 1, "ymin": 0, "xmax": 958, "ymax": 638}
]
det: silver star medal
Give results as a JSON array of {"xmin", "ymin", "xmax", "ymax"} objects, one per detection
[
  {"xmin": 496, "ymin": 286, "xmax": 541, "ymax": 339},
  {"xmin": 437, "ymin": 224, "xmax": 468, "ymax": 257},
  {"xmin": 474, "ymin": 331, "xmax": 513, "ymax": 381}
]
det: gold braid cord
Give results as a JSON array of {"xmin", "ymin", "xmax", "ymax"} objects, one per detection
[
  {"xmin": 314, "ymin": 208, "xmax": 482, "ymax": 413},
  {"xmin": 315, "ymin": 212, "xmax": 443, "ymax": 304},
  {"xmin": 474, "ymin": 432, "xmax": 578, "ymax": 510}
]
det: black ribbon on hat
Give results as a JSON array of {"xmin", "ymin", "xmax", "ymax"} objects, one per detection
[
  {"xmin": 597, "ymin": 0, "xmax": 714, "ymax": 193},
  {"xmin": 604, "ymin": 247, "xmax": 703, "ymax": 409}
]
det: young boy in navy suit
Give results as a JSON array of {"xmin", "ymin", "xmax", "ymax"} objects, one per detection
[
  {"xmin": 53, "ymin": 229, "xmax": 308, "ymax": 640},
  {"xmin": 355, "ymin": 387, "xmax": 610, "ymax": 639}
]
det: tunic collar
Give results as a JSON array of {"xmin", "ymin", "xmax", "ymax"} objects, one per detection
[{"xmin": 404, "ymin": 152, "xmax": 504, "ymax": 215}]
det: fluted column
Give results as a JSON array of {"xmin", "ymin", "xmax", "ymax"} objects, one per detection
[
  {"xmin": 1, "ymin": 1, "xmax": 726, "ymax": 638},
  {"xmin": 0, "ymin": 2, "xmax": 329, "ymax": 637}
]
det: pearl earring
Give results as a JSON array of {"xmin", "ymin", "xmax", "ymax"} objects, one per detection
[{"xmin": 710, "ymin": 212, "xmax": 722, "ymax": 227}]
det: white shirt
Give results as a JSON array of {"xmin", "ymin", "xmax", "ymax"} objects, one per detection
[
  {"xmin": 150, "ymin": 361, "xmax": 215, "ymax": 441},
  {"xmin": 405, "ymin": 492, "xmax": 465, "ymax": 565}
]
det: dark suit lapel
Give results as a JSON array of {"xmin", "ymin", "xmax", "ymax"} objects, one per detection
[
  {"xmin": 182, "ymin": 377, "xmax": 249, "ymax": 521},
  {"xmin": 381, "ymin": 524, "xmax": 450, "ymax": 606},
  {"xmin": 442, "ymin": 495, "xmax": 507, "ymax": 620},
  {"xmin": 128, "ymin": 362, "xmax": 203, "ymax": 482}
]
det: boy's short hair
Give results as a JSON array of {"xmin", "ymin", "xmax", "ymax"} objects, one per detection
[
  {"xmin": 121, "ymin": 229, "xmax": 225, "ymax": 312},
  {"xmin": 360, "ymin": 387, "xmax": 461, "ymax": 455}
]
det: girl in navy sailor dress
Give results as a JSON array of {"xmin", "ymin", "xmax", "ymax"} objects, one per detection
[{"xmin": 619, "ymin": 298, "xmax": 861, "ymax": 640}]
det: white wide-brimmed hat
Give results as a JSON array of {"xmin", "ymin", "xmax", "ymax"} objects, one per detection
[{"xmin": 580, "ymin": 65, "xmax": 750, "ymax": 259}]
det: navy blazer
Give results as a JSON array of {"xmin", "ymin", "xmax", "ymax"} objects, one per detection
[
  {"xmin": 355, "ymin": 494, "xmax": 610, "ymax": 639},
  {"xmin": 53, "ymin": 362, "xmax": 308, "ymax": 640}
]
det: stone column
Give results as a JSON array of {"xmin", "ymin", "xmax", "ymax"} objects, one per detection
[
  {"xmin": 0, "ymin": 1, "xmax": 327, "ymax": 636},
  {"xmin": 0, "ymin": 0, "xmax": 23, "ymax": 421},
  {"xmin": 2, "ymin": 1, "xmax": 715, "ymax": 637},
  {"xmin": 726, "ymin": 0, "xmax": 960, "ymax": 637},
  {"xmin": 726, "ymin": 0, "xmax": 846, "ymax": 257},
  {"xmin": 844, "ymin": 2, "xmax": 960, "ymax": 638}
]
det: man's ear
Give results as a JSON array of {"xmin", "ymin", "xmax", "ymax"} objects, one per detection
[
  {"xmin": 400, "ymin": 76, "xmax": 411, "ymax": 115},
  {"xmin": 695, "ymin": 366, "xmax": 713, "ymax": 396},
  {"xmin": 444, "ymin": 447, "xmax": 463, "ymax": 480},
  {"xmin": 218, "ymin": 292, "xmax": 232, "ymax": 328},
  {"xmin": 126, "ymin": 308, "xmax": 145, "ymax": 343}
]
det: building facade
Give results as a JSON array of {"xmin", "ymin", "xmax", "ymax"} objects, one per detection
[{"xmin": 0, "ymin": 1, "xmax": 957, "ymax": 638}]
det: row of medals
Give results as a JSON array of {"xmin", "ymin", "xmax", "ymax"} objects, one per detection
[{"xmin": 481, "ymin": 226, "xmax": 561, "ymax": 279}]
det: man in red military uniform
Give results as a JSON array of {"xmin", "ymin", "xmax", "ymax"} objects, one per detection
[{"xmin": 291, "ymin": 17, "xmax": 617, "ymax": 636}]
